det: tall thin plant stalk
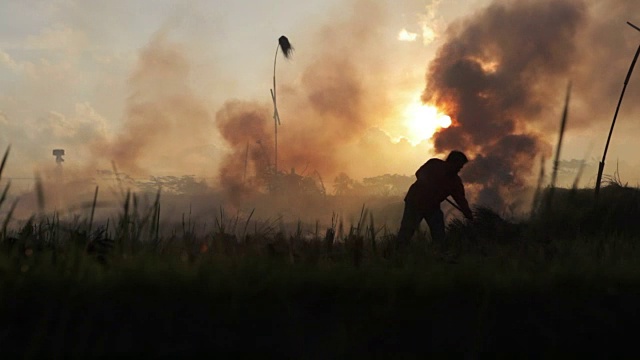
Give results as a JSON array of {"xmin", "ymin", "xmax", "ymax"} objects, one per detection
[
  {"xmin": 595, "ymin": 43, "xmax": 640, "ymax": 197},
  {"xmin": 270, "ymin": 35, "xmax": 293, "ymax": 178},
  {"xmin": 88, "ymin": 186, "xmax": 99, "ymax": 236},
  {"xmin": 549, "ymin": 82, "xmax": 572, "ymax": 198},
  {"xmin": 0, "ymin": 145, "xmax": 11, "ymax": 210},
  {"xmin": 0, "ymin": 145, "xmax": 9, "ymax": 179},
  {"xmin": 0, "ymin": 145, "xmax": 16, "ymax": 240}
]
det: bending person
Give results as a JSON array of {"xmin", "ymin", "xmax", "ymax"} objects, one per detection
[{"xmin": 397, "ymin": 150, "xmax": 473, "ymax": 247}]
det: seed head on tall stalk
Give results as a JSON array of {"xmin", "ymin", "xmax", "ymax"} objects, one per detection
[{"xmin": 270, "ymin": 35, "xmax": 293, "ymax": 180}]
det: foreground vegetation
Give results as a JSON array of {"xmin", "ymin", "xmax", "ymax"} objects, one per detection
[{"xmin": 1, "ymin": 176, "xmax": 640, "ymax": 356}]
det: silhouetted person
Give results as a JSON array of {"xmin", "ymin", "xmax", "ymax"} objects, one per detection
[{"xmin": 397, "ymin": 150, "xmax": 473, "ymax": 247}]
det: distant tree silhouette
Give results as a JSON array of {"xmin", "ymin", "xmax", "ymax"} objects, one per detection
[
  {"xmin": 333, "ymin": 172, "xmax": 355, "ymax": 196},
  {"xmin": 362, "ymin": 174, "xmax": 414, "ymax": 197}
]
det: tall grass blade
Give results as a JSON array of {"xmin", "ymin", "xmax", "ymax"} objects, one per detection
[
  {"xmin": 548, "ymin": 81, "xmax": 572, "ymax": 205},
  {"xmin": 155, "ymin": 201, "xmax": 161, "ymax": 244},
  {"xmin": 571, "ymin": 160, "xmax": 586, "ymax": 190},
  {"xmin": 369, "ymin": 212, "xmax": 377, "ymax": 257},
  {"xmin": 571, "ymin": 145, "xmax": 593, "ymax": 191},
  {"xmin": 119, "ymin": 190, "xmax": 131, "ymax": 249},
  {"xmin": 1, "ymin": 198, "xmax": 19, "ymax": 239},
  {"xmin": 0, "ymin": 145, "xmax": 10, "ymax": 180},
  {"xmin": 530, "ymin": 156, "xmax": 546, "ymax": 216},
  {"xmin": 0, "ymin": 146, "xmax": 9, "ymax": 213},
  {"xmin": 88, "ymin": 186, "xmax": 99, "ymax": 235},
  {"xmin": 242, "ymin": 208, "xmax": 255, "ymax": 241},
  {"xmin": 356, "ymin": 204, "xmax": 367, "ymax": 236},
  {"xmin": 149, "ymin": 188, "xmax": 161, "ymax": 244},
  {"xmin": 0, "ymin": 181, "xmax": 11, "ymax": 208},
  {"xmin": 111, "ymin": 160, "xmax": 125, "ymax": 199}
]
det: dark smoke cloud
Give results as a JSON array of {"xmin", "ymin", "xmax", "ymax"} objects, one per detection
[{"xmin": 422, "ymin": 0, "xmax": 587, "ymax": 210}]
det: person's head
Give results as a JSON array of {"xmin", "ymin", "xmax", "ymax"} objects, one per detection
[{"xmin": 445, "ymin": 150, "xmax": 468, "ymax": 173}]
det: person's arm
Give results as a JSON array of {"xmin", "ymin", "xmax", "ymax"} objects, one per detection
[{"xmin": 451, "ymin": 177, "xmax": 473, "ymax": 220}]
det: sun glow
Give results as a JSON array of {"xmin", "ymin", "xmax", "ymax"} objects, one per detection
[{"xmin": 403, "ymin": 100, "xmax": 452, "ymax": 145}]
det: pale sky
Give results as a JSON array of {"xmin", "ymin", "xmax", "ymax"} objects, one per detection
[{"xmin": 1, "ymin": 0, "xmax": 640, "ymax": 192}]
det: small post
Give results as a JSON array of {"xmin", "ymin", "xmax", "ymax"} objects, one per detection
[
  {"xmin": 52, "ymin": 148, "xmax": 65, "ymax": 183},
  {"xmin": 52, "ymin": 149, "xmax": 65, "ymax": 165}
]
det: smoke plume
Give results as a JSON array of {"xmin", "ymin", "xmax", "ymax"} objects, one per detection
[
  {"xmin": 91, "ymin": 31, "xmax": 215, "ymax": 176},
  {"xmin": 215, "ymin": 100, "xmax": 273, "ymax": 202},
  {"xmin": 422, "ymin": 0, "xmax": 588, "ymax": 210},
  {"xmin": 6, "ymin": 0, "xmax": 640, "ymax": 223},
  {"xmin": 215, "ymin": 0, "xmax": 398, "ymax": 202}
]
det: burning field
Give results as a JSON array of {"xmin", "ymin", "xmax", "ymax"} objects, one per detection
[{"xmin": 1, "ymin": 0, "xmax": 640, "ymax": 356}]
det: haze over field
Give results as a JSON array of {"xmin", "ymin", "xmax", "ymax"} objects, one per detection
[{"xmin": 1, "ymin": 0, "xmax": 640, "ymax": 216}]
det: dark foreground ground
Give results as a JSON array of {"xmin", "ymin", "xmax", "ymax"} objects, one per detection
[
  {"xmin": 2, "ymin": 257, "xmax": 639, "ymax": 358},
  {"xmin": 3, "ymin": 185, "xmax": 640, "ymax": 357}
]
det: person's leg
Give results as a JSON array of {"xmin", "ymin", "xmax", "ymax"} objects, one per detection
[
  {"xmin": 397, "ymin": 202, "xmax": 423, "ymax": 248},
  {"xmin": 425, "ymin": 208, "xmax": 445, "ymax": 242}
]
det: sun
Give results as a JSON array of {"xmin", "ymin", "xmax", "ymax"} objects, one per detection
[{"xmin": 403, "ymin": 99, "xmax": 452, "ymax": 145}]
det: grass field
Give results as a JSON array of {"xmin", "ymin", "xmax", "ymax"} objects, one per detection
[{"xmin": 2, "ymin": 171, "xmax": 640, "ymax": 357}]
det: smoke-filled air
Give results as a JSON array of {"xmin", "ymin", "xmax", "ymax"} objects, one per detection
[
  {"xmin": 420, "ymin": 0, "xmax": 640, "ymax": 210},
  {"xmin": 1, "ymin": 0, "xmax": 640, "ymax": 224},
  {"xmin": 6, "ymin": 1, "xmax": 640, "ymax": 355},
  {"xmin": 422, "ymin": 0, "xmax": 586, "ymax": 210}
]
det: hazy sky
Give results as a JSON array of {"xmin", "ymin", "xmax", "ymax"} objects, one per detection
[{"xmin": 1, "ymin": 0, "xmax": 640, "ymax": 191}]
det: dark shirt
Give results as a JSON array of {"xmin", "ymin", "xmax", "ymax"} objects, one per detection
[{"xmin": 404, "ymin": 158, "xmax": 472, "ymax": 218}]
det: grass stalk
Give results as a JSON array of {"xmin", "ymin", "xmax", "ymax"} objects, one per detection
[
  {"xmin": 547, "ymin": 81, "xmax": 572, "ymax": 209},
  {"xmin": 88, "ymin": 186, "xmax": 99, "ymax": 236},
  {"xmin": 595, "ymin": 44, "xmax": 640, "ymax": 197},
  {"xmin": 0, "ymin": 145, "xmax": 10, "ymax": 179}
]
